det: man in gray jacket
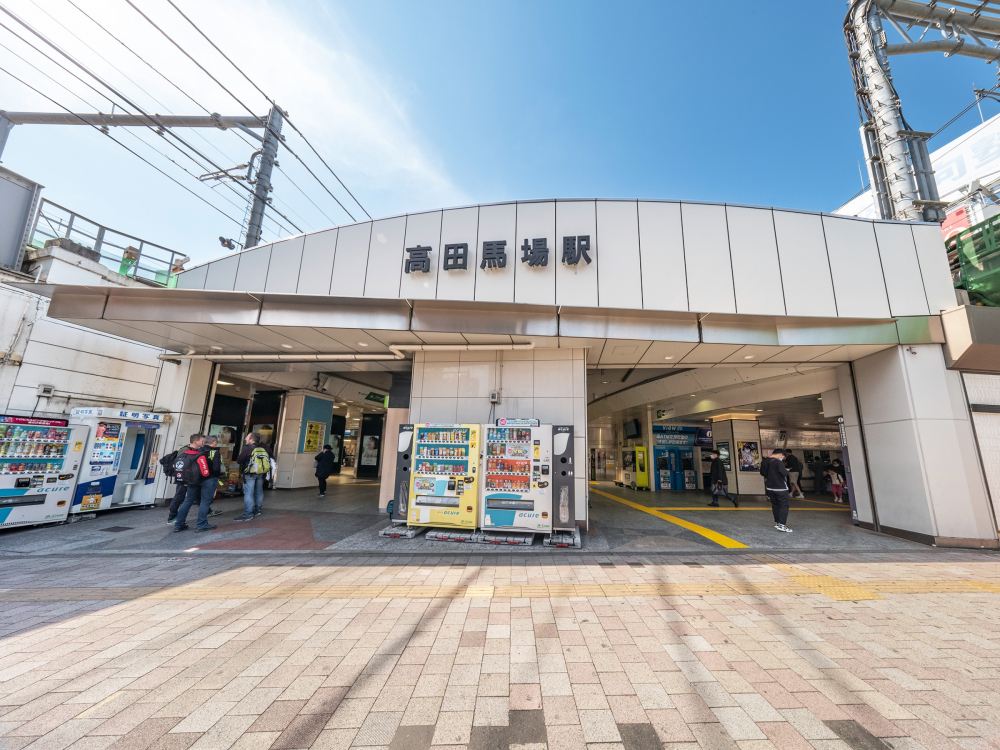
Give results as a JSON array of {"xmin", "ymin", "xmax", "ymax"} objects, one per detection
[{"xmin": 761, "ymin": 448, "xmax": 793, "ymax": 533}]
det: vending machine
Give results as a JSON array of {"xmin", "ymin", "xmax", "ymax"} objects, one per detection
[
  {"xmin": 621, "ymin": 446, "xmax": 649, "ymax": 489},
  {"xmin": 481, "ymin": 419, "xmax": 553, "ymax": 534},
  {"xmin": 0, "ymin": 415, "xmax": 88, "ymax": 529},
  {"xmin": 404, "ymin": 423, "xmax": 481, "ymax": 531},
  {"xmin": 69, "ymin": 408, "xmax": 170, "ymax": 513}
]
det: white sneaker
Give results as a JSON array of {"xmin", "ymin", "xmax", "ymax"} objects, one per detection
[{"xmin": 774, "ymin": 524, "xmax": 793, "ymax": 533}]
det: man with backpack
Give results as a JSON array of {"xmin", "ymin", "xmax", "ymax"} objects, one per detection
[
  {"xmin": 203, "ymin": 435, "xmax": 225, "ymax": 518},
  {"xmin": 173, "ymin": 434, "xmax": 217, "ymax": 532},
  {"xmin": 164, "ymin": 435, "xmax": 202, "ymax": 524},
  {"xmin": 235, "ymin": 432, "xmax": 272, "ymax": 521},
  {"xmin": 761, "ymin": 448, "xmax": 793, "ymax": 533}
]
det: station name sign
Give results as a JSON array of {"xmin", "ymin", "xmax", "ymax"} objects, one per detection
[{"xmin": 404, "ymin": 236, "xmax": 593, "ymax": 274}]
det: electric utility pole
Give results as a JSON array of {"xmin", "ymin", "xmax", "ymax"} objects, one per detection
[
  {"xmin": 244, "ymin": 106, "xmax": 282, "ymax": 250},
  {"xmin": 0, "ymin": 108, "xmax": 294, "ymax": 249}
]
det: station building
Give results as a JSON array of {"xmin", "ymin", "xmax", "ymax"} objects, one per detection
[{"xmin": 19, "ymin": 197, "xmax": 1000, "ymax": 549}]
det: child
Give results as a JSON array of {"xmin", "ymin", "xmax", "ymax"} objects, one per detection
[{"xmin": 828, "ymin": 468, "xmax": 844, "ymax": 503}]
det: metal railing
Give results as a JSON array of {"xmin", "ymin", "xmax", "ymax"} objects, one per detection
[
  {"xmin": 28, "ymin": 199, "xmax": 188, "ymax": 287},
  {"xmin": 949, "ymin": 214, "xmax": 1000, "ymax": 307}
]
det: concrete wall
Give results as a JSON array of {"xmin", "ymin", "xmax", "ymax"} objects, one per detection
[
  {"xmin": 853, "ymin": 345, "xmax": 996, "ymax": 545},
  {"xmin": 274, "ymin": 390, "xmax": 338, "ymax": 490},
  {"xmin": 408, "ymin": 347, "xmax": 589, "ymax": 524},
  {"xmin": 711, "ymin": 419, "xmax": 763, "ymax": 495}
]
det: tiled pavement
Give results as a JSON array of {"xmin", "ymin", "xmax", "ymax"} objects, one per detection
[{"xmin": 2, "ymin": 551, "xmax": 1000, "ymax": 750}]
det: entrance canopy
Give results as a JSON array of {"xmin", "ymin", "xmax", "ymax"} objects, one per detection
[{"xmin": 27, "ymin": 199, "xmax": 953, "ymax": 373}]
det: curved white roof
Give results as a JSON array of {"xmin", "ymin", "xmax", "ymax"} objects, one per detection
[{"xmin": 177, "ymin": 199, "xmax": 954, "ymax": 320}]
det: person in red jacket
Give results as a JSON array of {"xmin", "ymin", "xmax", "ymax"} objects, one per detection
[{"xmin": 173, "ymin": 434, "xmax": 217, "ymax": 532}]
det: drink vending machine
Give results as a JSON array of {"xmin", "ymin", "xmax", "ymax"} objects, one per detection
[
  {"xmin": 0, "ymin": 415, "xmax": 88, "ymax": 529},
  {"xmin": 395, "ymin": 424, "xmax": 481, "ymax": 531},
  {"xmin": 481, "ymin": 419, "xmax": 553, "ymax": 534},
  {"xmin": 69, "ymin": 408, "xmax": 169, "ymax": 513}
]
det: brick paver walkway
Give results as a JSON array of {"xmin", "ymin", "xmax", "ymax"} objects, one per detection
[{"xmin": 2, "ymin": 551, "xmax": 1000, "ymax": 750}]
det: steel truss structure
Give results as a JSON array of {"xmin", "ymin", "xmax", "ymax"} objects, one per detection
[{"xmin": 845, "ymin": 0, "xmax": 1000, "ymax": 222}]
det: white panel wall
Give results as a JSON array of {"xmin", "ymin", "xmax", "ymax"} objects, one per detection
[
  {"xmin": 233, "ymin": 244, "xmax": 272, "ymax": 293},
  {"xmin": 912, "ymin": 223, "xmax": 959, "ymax": 313},
  {"xmin": 365, "ymin": 215, "xmax": 407, "ymax": 298},
  {"xmin": 204, "ymin": 254, "xmax": 239, "ymax": 292},
  {"xmin": 398, "ymin": 210, "xmax": 442, "ymax": 301},
  {"xmin": 436, "ymin": 207, "xmax": 479, "ymax": 301},
  {"xmin": 964, "ymin": 373, "xmax": 1000, "ymax": 527},
  {"xmin": 822, "ymin": 216, "xmax": 891, "ymax": 319},
  {"xmin": 835, "ymin": 363, "xmax": 873, "ymax": 525},
  {"xmin": 727, "ymin": 206, "xmax": 785, "ymax": 316},
  {"xmin": 873, "ymin": 222, "xmax": 929, "ymax": 317},
  {"xmin": 176, "ymin": 263, "xmax": 208, "ymax": 290},
  {"xmin": 297, "ymin": 228, "xmax": 337, "ymax": 296},
  {"xmin": 408, "ymin": 348, "xmax": 589, "ymax": 525},
  {"xmin": 330, "ymin": 221, "xmax": 371, "ymax": 297},
  {"xmin": 854, "ymin": 345, "xmax": 996, "ymax": 542},
  {"xmin": 514, "ymin": 201, "xmax": 556, "ymax": 305},
  {"xmin": 264, "ymin": 236, "xmax": 305, "ymax": 294},
  {"xmin": 638, "ymin": 202, "xmax": 687, "ymax": 312},
  {"xmin": 772, "ymin": 210, "xmax": 838, "ymax": 317},
  {"xmin": 475, "ymin": 203, "xmax": 516, "ymax": 303},
  {"xmin": 555, "ymin": 200, "xmax": 598, "ymax": 307},
  {"xmin": 596, "ymin": 201, "xmax": 642, "ymax": 310},
  {"xmin": 682, "ymin": 203, "xmax": 736, "ymax": 314}
]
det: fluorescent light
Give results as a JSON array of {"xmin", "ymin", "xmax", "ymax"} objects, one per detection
[
  {"xmin": 803, "ymin": 423, "xmax": 809, "ymax": 426},
  {"xmin": 743, "ymin": 355, "xmax": 754, "ymax": 359},
  {"xmin": 281, "ymin": 344, "xmax": 293, "ymax": 349},
  {"xmin": 602, "ymin": 381, "xmax": 609, "ymax": 384},
  {"xmin": 216, "ymin": 380, "xmax": 234, "ymax": 386},
  {"xmin": 357, "ymin": 342, "xmax": 369, "ymax": 347},
  {"xmin": 756, "ymin": 409, "xmax": 763, "ymax": 412},
  {"xmin": 664, "ymin": 356, "xmax": 674, "ymax": 360}
]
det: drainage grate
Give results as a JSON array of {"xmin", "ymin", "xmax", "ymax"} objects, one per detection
[{"xmin": 101, "ymin": 526, "xmax": 133, "ymax": 533}]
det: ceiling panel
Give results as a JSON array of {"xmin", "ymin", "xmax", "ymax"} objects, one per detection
[
  {"xmin": 258, "ymin": 326, "xmax": 351, "ymax": 351},
  {"xmin": 598, "ymin": 339, "xmax": 653, "ymax": 365},
  {"xmin": 638, "ymin": 340, "xmax": 698, "ymax": 365},
  {"xmin": 678, "ymin": 343, "xmax": 742, "ymax": 364},
  {"xmin": 764, "ymin": 344, "xmax": 842, "ymax": 363},
  {"xmin": 721, "ymin": 344, "xmax": 790, "ymax": 364}
]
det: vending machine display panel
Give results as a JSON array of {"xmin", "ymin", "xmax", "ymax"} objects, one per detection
[
  {"xmin": 481, "ymin": 419, "xmax": 552, "ymax": 533},
  {"xmin": 406, "ymin": 424, "xmax": 480, "ymax": 529}
]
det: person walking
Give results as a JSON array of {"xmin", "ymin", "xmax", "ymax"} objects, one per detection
[
  {"xmin": 162, "ymin": 439, "xmax": 195, "ymax": 524},
  {"xmin": 315, "ymin": 444, "xmax": 336, "ymax": 497},
  {"xmin": 203, "ymin": 435, "xmax": 224, "ymax": 517},
  {"xmin": 785, "ymin": 450, "xmax": 805, "ymax": 499},
  {"xmin": 173, "ymin": 434, "xmax": 216, "ymax": 533},
  {"xmin": 235, "ymin": 432, "xmax": 272, "ymax": 521},
  {"xmin": 761, "ymin": 448, "xmax": 793, "ymax": 533},
  {"xmin": 828, "ymin": 466, "xmax": 845, "ymax": 503},
  {"xmin": 706, "ymin": 449, "xmax": 738, "ymax": 507}
]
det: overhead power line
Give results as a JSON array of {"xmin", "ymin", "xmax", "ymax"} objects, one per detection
[
  {"xmin": 163, "ymin": 0, "xmax": 372, "ymax": 220},
  {"xmin": 0, "ymin": 61, "xmax": 245, "ymax": 227}
]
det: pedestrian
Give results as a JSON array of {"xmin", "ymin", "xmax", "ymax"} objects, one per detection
[
  {"xmin": 315, "ymin": 444, "xmax": 335, "ymax": 497},
  {"xmin": 761, "ymin": 448, "xmax": 793, "ymax": 533},
  {"xmin": 203, "ymin": 435, "xmax": 224, "ymax": 517},
  {"xmin": 784, "ymin": 450, "xmax": 804, "ymax": 499},
  {"xmin": 162, "ymin": 439, "xmax": 193, "ymax": 524},
  {"xmin": 828, "ymin": 464, "xmax": 845, "ymax": 503},
  {"xmin": 173, "ymin": 434, "xmax": 216, "ymax": 533},
  {"xmin": 706, "ymin": 448, "xmax": 738, "ymax": 507},
  {"xmin": 235, "ymin": 432, "xmax": 272, "ymax": 521}
]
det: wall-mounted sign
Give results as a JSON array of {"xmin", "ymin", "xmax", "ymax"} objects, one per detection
[
  {"xmin": 304, "ymin": 421, "xmax": 326, "ymax": 453},
  {"xmin": 365, "ymin": 392, "xmax": 387, "ymax": 404},
  {"xmin": 404, "ymin": 237, "xmax": 594, "ymax": 275}
]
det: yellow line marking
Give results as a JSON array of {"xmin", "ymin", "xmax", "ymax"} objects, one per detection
[
  {"xmin": 647, "ymin": 506, "xmax": 849, "ymax": 512},
  {"xmin": 589, "ymin": 488, "xmax": 748, "ymax": 549},
  {"xmin": 76, "ymin": 691, "xmax": 124, "ymax": 718},
  {"xmin": 790, "ymin": 576, "xmax": 883, "ymax": 601}
]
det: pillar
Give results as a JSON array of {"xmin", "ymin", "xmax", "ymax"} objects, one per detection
[
  {"xmin": 852, "ymin": 345, "xmax": 997, "ymax": 547},
  {"xmin": 379, "ymin": 372, "xmax": 411, "ymax": 510}
]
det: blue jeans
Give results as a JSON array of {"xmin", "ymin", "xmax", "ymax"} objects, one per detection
[
  {"xmin": 243, "ymin": 474, "xmax": 264, "ymax": 516},
  {"xmin": 175, "ymin": 481, "xmax": 216, "ymax": 529}
]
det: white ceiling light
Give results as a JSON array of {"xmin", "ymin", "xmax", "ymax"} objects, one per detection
[
  {"xmin": 357, "ymin": 342, "xmax": 369, "ymax": 347},
  {"xmin": 281, "ymin": 344, "xmax": 293, "ymax": 349},
  {"xmin": 602, "ymin": 380, "xmax": 609, "ymax": 384},
  {"xmin": 743, "ymin": 355, "xmax": 754, "ymax": 359},
  {"xmin": 216, "ymin": 380, "xmax": 233, "ymax": 386},
  {"xmin": 664, "ymin": 356, "xmax": 674, "ymax": 360},
  {"xmin": 803, "ymin": 423, "xmax": 809, "ymax": 426},
  {"xmin": 756, "ymin": 409, "xmax": 763, "ymax": 412},
  {"xmin": 690, "ymin": 394, "xmax": 697, "ymax": 397}
]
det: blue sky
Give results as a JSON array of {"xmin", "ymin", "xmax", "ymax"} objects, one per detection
[{"xmin": 1, "ymin": 0, "xmax": 998, "ymax": 265}]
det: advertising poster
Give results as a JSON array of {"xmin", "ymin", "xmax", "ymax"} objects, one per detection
[
  {"xmin": 716, "ymin": 442, "xmax": 731, "ymax": 471},
  {"xmin": 360, "ymin": 435, "xmax": 380, "ymax": 466},
  {"xmin": 622, "ymin": 450, "xmax": 635, "ymax": 473},
  {"xmin": 80, "ymin": 482, "xmax": 103, "ymax": 511},
  {"xmin": 89, "ymin": 422, "xmax": 122, "ymax": 471},
  {"xmin": 304, "ymin": 421, "xmax": 326, "ymax": 453},
  {"xmin": 737, "ymin": 441, "xmax": 760, "ymax": 472}
]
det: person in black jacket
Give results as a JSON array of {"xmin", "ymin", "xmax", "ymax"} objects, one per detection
[
  {"xmin": 315, "ymin": 445, "xmax": 336, "ymax": 497},
  {"xmin": 707, "ymin": 449, "xmax": 738, "ymax": 507},
  {"xmin": 762, "ymin": 448, "xmax": 793, "ymax": 532},
  {"xmin": 784, "ymin": 450, "xmax": 804, "ymax": 499}
]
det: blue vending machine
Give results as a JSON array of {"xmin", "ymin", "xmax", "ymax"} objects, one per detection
[{"xmin": 652, "ymin": 426, "xmax": 712, "ymax": 491}]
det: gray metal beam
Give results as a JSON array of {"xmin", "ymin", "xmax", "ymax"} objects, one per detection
[
  {"xmin": 886, "ymin": 40, "xmax": 1000, "ymax": 61},
  {"xmin": 873, "ymin": 0, "xmax": 1000, "ymax": 36},
  {"xmin": 0, "ymin": 111, "xmax": 264, "ymax": 128}
]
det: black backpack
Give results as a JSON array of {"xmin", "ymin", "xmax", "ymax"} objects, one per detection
[
  {"xmin": 173, "ymin": 451, "xmax": 203, "ymax": 485},
  {"xmin": 159, "ymin": 450, "xmax": 178, "ymax": 470}
]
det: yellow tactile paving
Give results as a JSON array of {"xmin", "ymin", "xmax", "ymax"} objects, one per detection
[{"xmin": 3, "ymin": 579, "xmax": 1000, "ymax": 602}]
